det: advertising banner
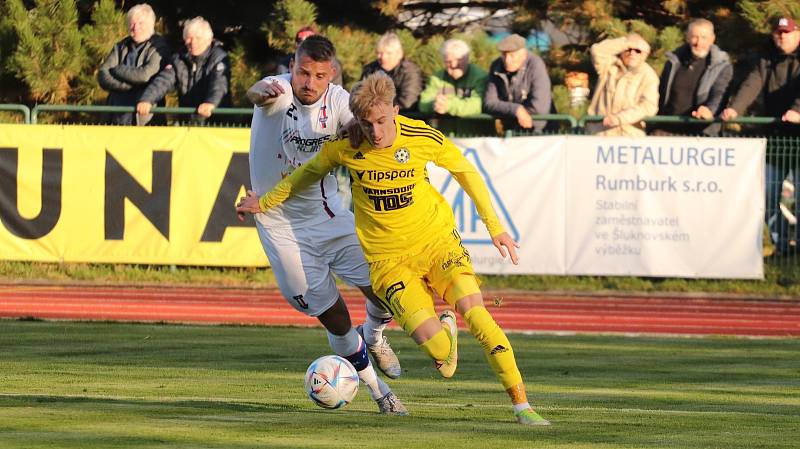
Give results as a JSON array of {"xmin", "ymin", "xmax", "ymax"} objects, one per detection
[
  {"xmin": 428, "ymin": 136, "xmax": 567, "ymax": 275},
  {"xmin": 0, "ymin": 125, "xmax": 266, "ymax": 266},
  {"xmin": 1, "ymin": 126, "xmax": 765, "ymax": 278},
  {"xmin": 564, "ymin": 136, "xmax": 765, "ymax": 279},
  {"xmin": 430, "ymin": 135, "xmax": 764, "ymax": 279}
]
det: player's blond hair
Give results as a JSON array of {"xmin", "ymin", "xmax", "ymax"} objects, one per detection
[{"xmin": 349, "ymin": 72, "xmax": 396, "ymax": 119}]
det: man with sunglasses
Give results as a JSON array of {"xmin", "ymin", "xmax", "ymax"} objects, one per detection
[{"xmin": 587, "ymin": 33, "xmax": 659, "ymax": 136}]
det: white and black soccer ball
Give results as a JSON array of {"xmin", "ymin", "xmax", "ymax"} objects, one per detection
[{"xmin": 304, "ymin": 355, "xmax": 359, "ymax": 409}]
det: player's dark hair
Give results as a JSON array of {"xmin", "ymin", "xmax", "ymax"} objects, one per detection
[{"xmin": 296, "ymin": 35, "xmax": 336, "ymax": 62}]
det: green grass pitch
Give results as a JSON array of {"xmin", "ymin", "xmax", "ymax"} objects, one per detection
[{"xmin": 1, "ymin": 320, "xmax": 798, "ymax": 448}]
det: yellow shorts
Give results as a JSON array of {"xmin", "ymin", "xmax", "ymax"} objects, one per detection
[{"xmin": 369, "ymin": 229, "xmax": 482, "ymax": 331}]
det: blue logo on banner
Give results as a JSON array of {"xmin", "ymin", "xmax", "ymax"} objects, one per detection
[{"xmin": 438, "ymin": 148, "xmax": 519, "ymax": 244}]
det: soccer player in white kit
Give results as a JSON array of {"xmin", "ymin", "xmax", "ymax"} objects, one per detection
[{"xmin": 241, "ymin": 35, "xmax": 406, "ymax": 414}]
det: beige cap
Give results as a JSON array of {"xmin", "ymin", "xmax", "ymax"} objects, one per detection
[{"xmin": 497, "ymin": 34, "xmax": 526, "ymax": 52}]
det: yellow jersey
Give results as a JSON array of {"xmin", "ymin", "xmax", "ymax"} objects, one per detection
[{"xmin": 259, "ymin": 115, "xmax": 505, "ymax": 261}]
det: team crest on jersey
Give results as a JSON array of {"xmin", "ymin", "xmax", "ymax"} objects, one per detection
[{"xmin": 394, "ymin": 147, "xmax": 410, "ymax": 163}]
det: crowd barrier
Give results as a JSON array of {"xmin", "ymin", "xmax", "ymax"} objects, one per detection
[{"xmin": 0, "ymin": 103, "xmax": 797, "ymax": 282}]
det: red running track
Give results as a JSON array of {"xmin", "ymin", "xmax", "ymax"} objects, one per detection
[{"xmin": 1, "ymin": 284, "xmax": 799, "ymax": 337}]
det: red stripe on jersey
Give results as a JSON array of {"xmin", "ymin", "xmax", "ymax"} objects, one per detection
[
  {"xmin": 319, "ymin": 179, "xmax": 335, "ymax": 218},
  {"xmin": 319, "ymin": 89, "xmax": 329, "ymax": 129}
]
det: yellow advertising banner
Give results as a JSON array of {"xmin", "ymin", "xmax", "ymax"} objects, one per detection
[{"xmin": 0, "ymin": 124, "xmax": 268, "ymax": 266}]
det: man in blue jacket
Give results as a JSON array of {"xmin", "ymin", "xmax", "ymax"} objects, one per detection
[
  {"xmin": 483, "ymin": 34, "xmax": 553, "ymax": 134},
  {"xmin": 136, "ymin": 17, "xmax": 231, "ymax": 125}
]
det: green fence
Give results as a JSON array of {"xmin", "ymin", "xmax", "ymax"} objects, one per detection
[
  {"xmin": 0, "ymin": 104, "xmax": 31, "ymax": 124},
  {"xmin": 27, "ymin": 104, "xmax": 254, "ymax": 126},
  {"xmin": 2, "ymin": 103, "xmax": 797, "ymax": 281}
]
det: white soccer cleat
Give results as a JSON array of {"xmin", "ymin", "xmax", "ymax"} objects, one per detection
[
  {"xmin": 375, "ymin": 391, "xmax": 409, "ymax": 415},
  {"xmin": 356, "ymin": 324, "xmax": 402, "ymax": 379}
]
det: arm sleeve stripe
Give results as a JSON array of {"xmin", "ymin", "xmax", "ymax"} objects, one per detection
[
  {"xmin": 399, "ymin": 131, "xmax": 444, "ymax": 145},
  {"xmin": 399, "ymin": 123, "xmax": 444, "ymax": 139}
]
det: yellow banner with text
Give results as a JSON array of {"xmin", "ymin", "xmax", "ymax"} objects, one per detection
[{"xmin": 0, "ymin": 124, "xmax": 268, "ymax": 266}]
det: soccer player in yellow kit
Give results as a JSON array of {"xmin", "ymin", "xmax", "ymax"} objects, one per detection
[{"xmin": 237, "ymin": 72, "xmax": 550, "ymax": 426}]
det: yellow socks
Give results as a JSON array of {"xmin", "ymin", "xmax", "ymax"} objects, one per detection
[
  {"xmin": 463, "ymin": 306, "xmax": 522, "ymax": 389},
  {"xmin": 419, "ymin": 327, "xmax": 452, "ymax": 361}
]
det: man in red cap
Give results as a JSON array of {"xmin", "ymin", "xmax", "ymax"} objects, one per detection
[
  {"xmin": 721, "ymin": 16, "xmax": 800, "ymax": 255},
  {"xmin": 721, "ymin": 16, "xmax": 800, "ymax": 125}
]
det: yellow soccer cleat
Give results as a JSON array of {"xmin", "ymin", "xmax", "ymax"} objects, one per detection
[{"xmin": 434, "ymin": 310, "xmax": 458, "ymax": 378}]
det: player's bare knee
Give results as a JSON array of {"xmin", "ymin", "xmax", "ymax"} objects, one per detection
[
  {"xmin": 409, "ymin": 316, "xmax": 443, "ymax": 345},
  {"xmin": 455, "ymin": 293, "xmax": 484, "ymax": 315}
]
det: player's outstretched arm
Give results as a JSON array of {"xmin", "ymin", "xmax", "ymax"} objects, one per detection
[
  {"xmin": 246, "ymin": 79, "xmax": 285, "ymax": 107},
  {"xmin": 492, "ymin": 232, "xmax": 520, "ymax": 265},
  {"xmin": 236, "ymin": 146, "xmax": 339, "ymax": 221}
]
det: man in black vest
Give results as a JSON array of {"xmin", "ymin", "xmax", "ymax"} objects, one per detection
[{"xmin": 653, "ymin": 19, "xmax": 732, "ymax": 136}]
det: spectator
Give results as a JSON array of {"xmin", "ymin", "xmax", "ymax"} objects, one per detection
[
  {"xmin": 587, "ymin": 34, "xmax": 659, "ymax": 136},
  {"xmin": 721, "ymin": 17, "xmax": 800, "ymax": 128},
  {"xmin": 275, "ymin": 26, "xmax": 344, "ymax": 86},
  {"xmin": 418, "ymin": 38, "xmax": 487, "ymax": 117},
  {"xmin": 136, "ymin": 17, "xmax": 231, "ymax": 125},
  {"xmin": 360, "ymin": 32, "xmax": 423, "ymax": 113},
  {"xmin": 653, "ymin": 19, "xmax": 732, "ymax": 136},
  {"xmin": 484, "ymin": 33, "xmax": 553, "ymax": 133},
  {"xmin": 722, "ymin": 17, "xmax": 800, "ymax": 254},
  {"xmin": 97, "ymin": 3, "xmax": 169, "ymax": 125}
]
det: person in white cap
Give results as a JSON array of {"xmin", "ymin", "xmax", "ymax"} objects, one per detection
[{"xmin": 587, "ymin": 33, "xmax": 659, "ymax": 136}]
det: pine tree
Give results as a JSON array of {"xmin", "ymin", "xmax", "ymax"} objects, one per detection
[
  {"xmin": 261, "ymin": 0, "xmax": 318, "ymax": 54},
  {"xmin": 739, "ymin": 0, "xmax": 800, "ymax": 34},
  {"xmin": 6, "ymin": 0, "xmax": 85, "ymax": 103}
]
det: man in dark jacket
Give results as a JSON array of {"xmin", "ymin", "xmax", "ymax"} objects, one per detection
[
  {"xmin": 722, "ymin": 16, "xmax": 800, "ymax": 254},
  {"xmin": 360, "ymin": 32, "xmax": 423, "ymax": 113},
  {"xmin": 137, "ymin": 17, "xmax": 231, "ymax": 124},
  {"xmin": 484, "ymin": 34, "xmax": 553, "ymax": 133},
  {"xmin": 653, "ymin": 19, "xmax": 732, "ymax": 136},
  {"xmin": 721, "ymin": 17, "xmax": 800, "ymax": 128},
  {"xmin": 97, "ymin": 3, "xmax": 169, "ymax": 125}
]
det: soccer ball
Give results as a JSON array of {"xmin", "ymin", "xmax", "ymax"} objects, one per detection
[{"xmin": 304, "ymin": 355, "xmax": 360, "ymax": 409}]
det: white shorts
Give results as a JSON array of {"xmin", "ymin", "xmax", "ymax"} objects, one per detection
[{"xmin": 256, "ymin": 212, "xmax": 371, "ymax": 317}]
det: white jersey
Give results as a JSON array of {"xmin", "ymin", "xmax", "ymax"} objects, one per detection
[{"xmin": 249, "ymin": 73, "xmax": 353, "ymax": 228}]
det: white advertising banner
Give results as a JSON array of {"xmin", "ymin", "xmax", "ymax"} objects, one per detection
[
  {"xmin": 565, "ymin": 136, "xmax": 765, "ymax": 279},
  {"xmin": 430, "ymin": 135, "xmax": 765, "ymax": 279},
  {"xmin": 428, "ymin": 136, "xmax": 567, "ymax": 275}
]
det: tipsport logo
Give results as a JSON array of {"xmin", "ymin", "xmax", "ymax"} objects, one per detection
[{"xmin": 437, "ymin": 148, "xmax": 519, "ymax": 245}]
